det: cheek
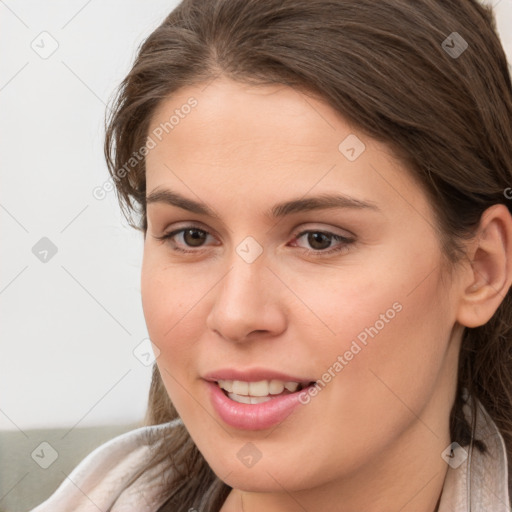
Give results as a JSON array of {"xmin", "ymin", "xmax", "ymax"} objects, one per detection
[
  {"xmin": 141, "ymin": 258, "xmax": 204, "ymax": 419},
  {"xmin": 309, "ymin": 253, "xmax": 453, "ymax": 438},
  {"xmin": 291, "ymin": 237, "xmax": 451, "ymax": 389},
  {"xmin": 141, "ymin": 246, "xmax": 202, "ymax": 336},
  {"xmin": 140, "ymin": 250, "xmax": 218, "ymax": 394},
  {"xmin": 141, "ymin": 253, "xmax": 190, "ymax": 360}
]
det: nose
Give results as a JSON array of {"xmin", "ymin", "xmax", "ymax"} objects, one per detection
[{"xmin": 205, "ymin": 251, "xmax": 287, "ymax": 344}]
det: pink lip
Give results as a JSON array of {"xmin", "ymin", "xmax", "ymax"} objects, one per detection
[
  {"xmin": 202, "ymin": 367, "xmax": 314, "ymax": 384},
  {"xmin": 205, "ymin": 380, "xmax": 314, "ymax": 430}
]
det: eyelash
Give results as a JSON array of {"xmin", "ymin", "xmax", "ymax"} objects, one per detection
[{"xmin": 154, "ymin": 225, "xmax": 355, "ymax": 256}]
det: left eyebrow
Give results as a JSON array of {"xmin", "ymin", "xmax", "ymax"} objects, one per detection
[
  {"xmin": 267, "ymin": 193, "xmax": 381, "ymax": 219},
  {"xmin": 145, "ymin": 188, "xmax": 381, "ymax": 220}
]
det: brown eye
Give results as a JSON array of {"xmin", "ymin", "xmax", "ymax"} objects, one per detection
[
  {"xmin": 305, "ymin": 232, "xmax": 332, "ymax": 250},
  {"xmin": 154, "ymin": 226, "xmax": 214, "ymax": 253},
  {"xmin": 291, "ymin": 229, "xmax": 355, "ymax": 256},
  {"xmin": 181, "ymin": 228, "xmax": 208, "ymax": 247}
]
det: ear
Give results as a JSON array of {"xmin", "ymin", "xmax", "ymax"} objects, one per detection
[{"xmin": 456, "ymin": 204, "xmax": 512, "ymax": 328}]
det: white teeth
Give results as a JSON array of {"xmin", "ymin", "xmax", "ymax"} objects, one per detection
[
  {"xmin": 269, "ymin": 380, "xmax": 285, "ymax": 394},
  {"xmin": 227, "ymin": 392, "xmax": 251, "ymax": 404},
  {"xmin": 249, "ymin": 380, "xmax": 269, "ymax": 396},
  {"xmin": 217, "ymin": 379, "xmax": 233, "ymax": 393},
  {"xmin": 218, "ymin": 379, "xmax": 305, "ymax": 397},
  {"xmin": 284, "ymin": 382, "xmax": 300, "ymax": 392},
  {"xmin": 232, "ymin": 380, "xmax": 249, "ymax": 395},
  {"xmin": 227, "ymin": 392, "xmax": 273, "ymax": 404}
]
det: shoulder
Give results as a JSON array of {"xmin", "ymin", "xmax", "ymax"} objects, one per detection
[{"xmin": 29, "ymin": 418, "xmax": 184, "ymax": 512}]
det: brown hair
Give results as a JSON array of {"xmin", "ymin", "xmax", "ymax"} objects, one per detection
[{"xmin": 103, "ymin": 0, "xmax": 512, "ymax": 509}]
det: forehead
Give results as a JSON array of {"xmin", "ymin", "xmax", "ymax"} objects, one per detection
[
  {"xmin": 144, "ymin": 77, "xmax": 428, "ymax": 221},
  {"xmin": 146, "ymin": 79, "xmax": 347, "ymax": 163}
]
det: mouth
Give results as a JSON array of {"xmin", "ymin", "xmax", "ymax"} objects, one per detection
[
  {"xmin": 206, "ymin": 378, "xmax": 317, "ymax": 430},
  {"xmin": 215, "ymin": 379, "xmax": 316, "ymax": 404}
]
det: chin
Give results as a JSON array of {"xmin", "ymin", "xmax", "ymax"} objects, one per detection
[{"xmin": 206, "ymin": 454, "xmax": 316, "ymax": 493}]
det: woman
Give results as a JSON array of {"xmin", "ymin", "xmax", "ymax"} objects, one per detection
[{"xmin": 31, "ymin": 0, "xmax": 512, "ymax": 511}]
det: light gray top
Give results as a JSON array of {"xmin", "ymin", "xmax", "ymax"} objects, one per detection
[{"xmin": 29, "ymin": 393, "xmax": 510, "ymax": 512}]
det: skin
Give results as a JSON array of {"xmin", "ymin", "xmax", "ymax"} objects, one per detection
[{"xmin": 140, "ymin": 76, "xmax": 512, "ymax": 512}]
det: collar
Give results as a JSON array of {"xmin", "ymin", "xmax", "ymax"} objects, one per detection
[{"xmin": 438, "ymin": 391, "xmax": 510, "ymax": 511}]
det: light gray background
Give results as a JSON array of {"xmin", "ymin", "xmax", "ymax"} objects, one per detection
[{"xmin": 1, "ymin": 0, "xmax": 511, "ymax": 431}]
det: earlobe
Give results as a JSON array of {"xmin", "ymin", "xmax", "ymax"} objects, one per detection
[{"xmin": 456, "ymin": 204, "xmax": 512, "ymax": 328}]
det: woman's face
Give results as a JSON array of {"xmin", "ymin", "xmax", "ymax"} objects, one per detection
[{"xmin": 141, "ymin": 77, "xmax": 464, "ymax": 506}]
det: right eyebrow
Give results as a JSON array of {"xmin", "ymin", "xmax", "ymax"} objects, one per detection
[{"xmin": 146, "ymin": 188, "xmax": 221, "ymax": 219}]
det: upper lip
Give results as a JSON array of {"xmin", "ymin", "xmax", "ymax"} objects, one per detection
[{"xmin": 202, "ymin": 368, "xmax": 315, "ymax": 385}]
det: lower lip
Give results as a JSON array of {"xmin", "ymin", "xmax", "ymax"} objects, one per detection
[{"xmin": 205, "ymin": 380, "xmax": 312, "ymax": 430}]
